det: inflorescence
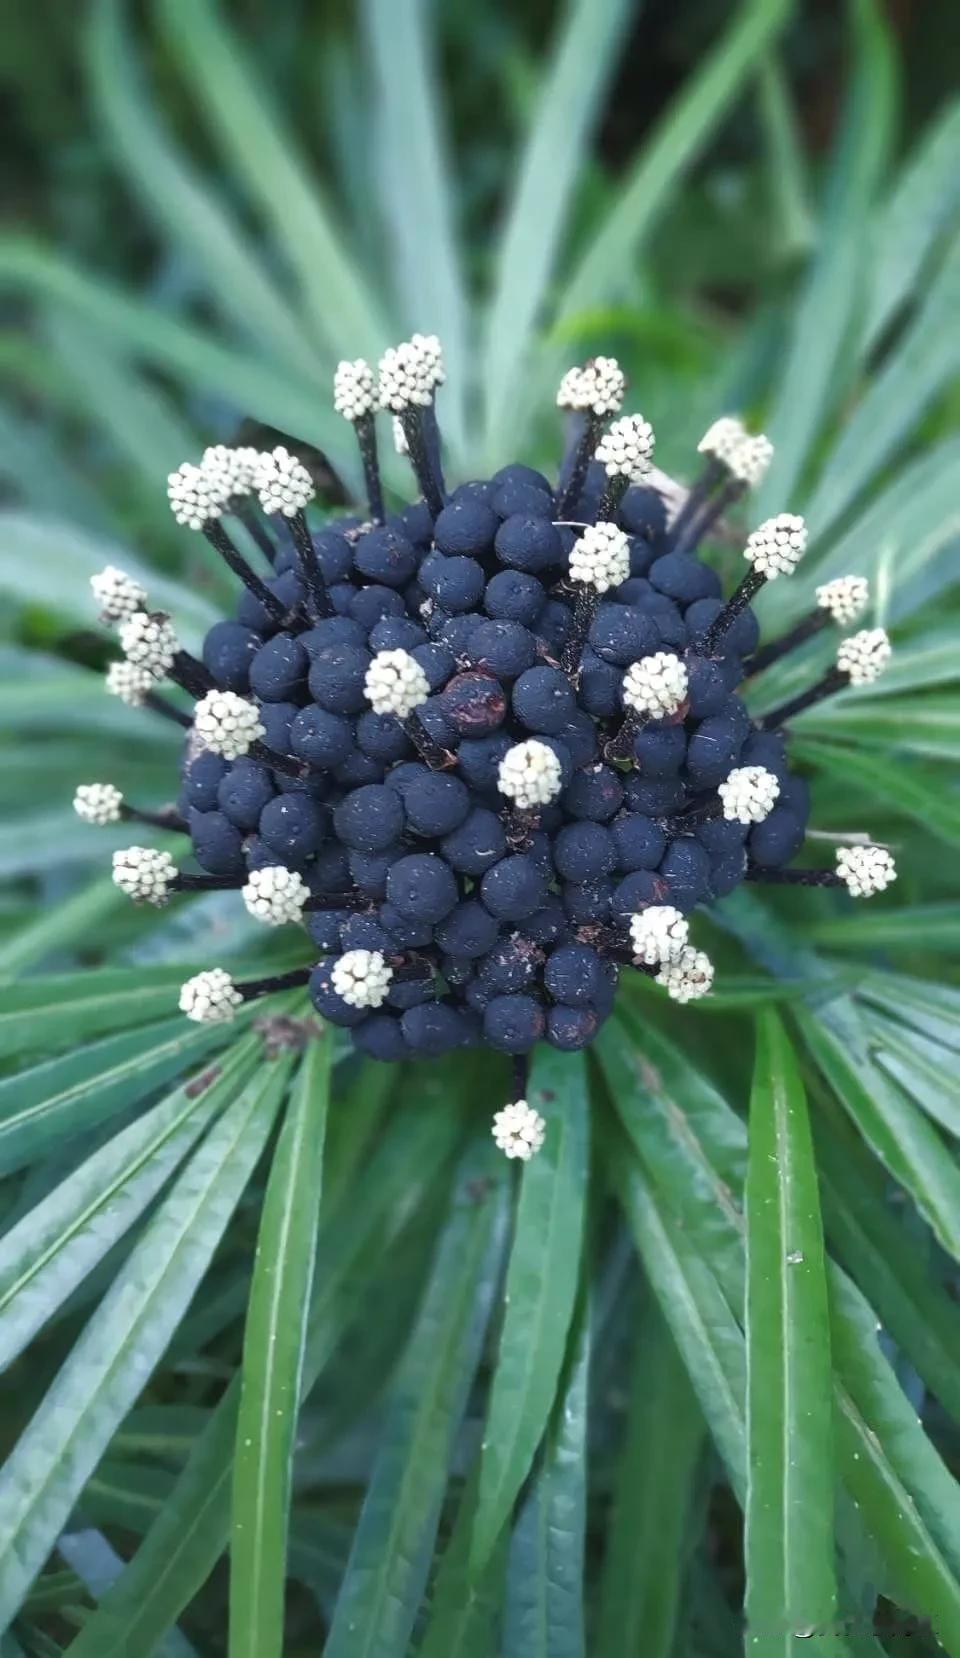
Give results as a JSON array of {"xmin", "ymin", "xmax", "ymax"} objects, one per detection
[{"xmin": 78, "ymin": 338, "xmax": 896, "ymax": 1159}]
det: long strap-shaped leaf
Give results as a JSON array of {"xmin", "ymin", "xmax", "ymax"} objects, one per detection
[
  {"xmin": 228, "ymin": 1035, "xmax": 332, "ymax": 1658},
  {"xmin": 502, "ymin": 1290, "xmax": 590, "ymax": 1658},
  {"xmin": 0, "ymin": 1052, "xmax": 291, "ymax": 1631},
  {"xmin": 0, "ymin": 1036, "xmax": 259, "ymax": 1372},
  {"xmin": 62, "ymin": 1090, "xmax": 464, "ymax": 1658},
  {"xmin": 324, "ymin": 1137, "xmax": 508, "ymax": 1657},
  {"xmin": 744, "ymin": 1011, "xmax": 837, "ymax": 1653},
  {"xmin": 481, "ymin": 0, "xmax": 636, "ymax": 457},
  {"xmin": 469, "ymin": 1045, "xmax": 589, "ymax": 1574}
]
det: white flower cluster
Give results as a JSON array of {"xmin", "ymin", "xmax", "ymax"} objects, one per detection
[
  {"xmin": 697, "ymin": 415, "xmax": 746, "ymax": 464},
  {"xmin": 492, "ymin": 1098, "xmax": 546, "ymax": 1161},
  {"xmin": 167, "ymin": 461, "xmax": 222, "ymax": 529},
  {"xmin": 334, "ymin": 358, "xmax": 377, "ymax": 422},
  {"xmin": 242, "ymin": 865, "xmax": 310, "ymax": 926},
  {"xmin": 718, "ymin": 765, "xmax": 781, "ymax": 825},
  {"xmin": 595, "ymin": 414, "xmax": 655, "ymax": 482},
  {"xmin": 622, "ymin": 652, "xmax": 689, "ymax": 718},
  {"xmin": 179, "ymin": 968, "xmax": 244, "ymax": 1024},
  {"xmin": 656, "ymin": 946, "xmax": 715, "ymax": 1002},
  {"xmin": 112, "ymin": 846, "xmax": 177, "ymax": 905},
  {"xmin": 90, "ymin": 566, "xmax": 148, "ymax": 624},
  {"xmin": 744, "ymin": 513, "xmax": 808, "ymax": 579},
  {"xmin": 201, "ymin": 444, "xmax": 262, "ymax": 503},
  {"xmin": 118, "ymin": 612, "xmax": 178, "ymax": 679},
  {"xmin": 836, "ymin": 627, "xmax": 892, "ymax": 686},
  {"xmin": 105, "ymin": 660, "xmax": 153, "ymax": 707},
  {"xmin": 556, "ymin": 357, "xmax": 625, "ymax": 416},
  {"xmin": 392, "ymin": 416, "xmax": 409, "ymax": 455},
  {"xmin": 73, "ymin": 783, "xmax": 123, "ymax": 826},
  {"xmin": 629, "ymin": 905, "xmax": 689, "ymax": 965},
  {"xmin": 836, "ymin": 844, "xmax": 897, "ymax": 898},
  {"xmin": 569, "ymin": 521, "xmax": 631, "ymax": 593},
  {"xmin": 364, "ymin": 648, "xmax": 430, "ymax": 719},
  {"xmin": 330, "ymin": 949, "xmax": 393, "ymax": 1009},
  {"xmin": 255, "ymin": 446, "xmax": 315, "ymax": 517},
  {"xmin": 730, "ymin": 432, "xmax": 774, "ymax": 487},
  {"xmin": 377, "ymin": 335, "xmax": 444, "ymax": 412},
  {"xmin": 194, "ymin": 690, "xmax": 265, "ymax": 760},
  {"xmin": 498, "ymin": 740, "xmax": 564, "ymax": 809},
  {"xmin": 815, "ymin": 574, "xmax": 869, "ymax": 626}
]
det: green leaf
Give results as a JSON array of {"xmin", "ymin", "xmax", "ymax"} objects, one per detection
[
  {"xmin": 0, "ymin": 879, "xmax": 125, "ymax": 977},
  {"xmin": 0, "ymin": 1016, "xmax": 232, "ymax": 1178},
  {"xmin": 361, "ymin": 0, "xmax": 468, "ymax": 457},
  {"xmin": 794, "ymin": 1006, "xmax": 960, "ymax": 1266},
  {"xmin": 502, "ymin": 1290, "xmax": 590, "ymax": 1658},
  {"xmin": 324, "ymin": 1137, "xmax": 508, "ymax": 1657},
  {"xmin": 0, "ymin": 1036, "xmax": 258, "ymax": 1371},
  {"xmin": 229, "ymin": 1034, "xmax": 332, "ymax": 1658},
  {"xmin": 802, "ymin": 233, "xmax": 960, "ymax": 538},
  {"xmin": 755, "ymin": 54, "xmax": 814, "ymax": 260},
  {"xmin": 791, "ymin": 737, "xmax": 960, "ymax": 851},
  {"xmin": 0, "ymin": 965, "xmax": 225, "ymax": 1061},
  {"xmin": 756, "ymin": 0, "xmax": 896, "ymax": 518},
  {"xmin": 864, "ymin": 96, "xmax": 960, "ymax": 349},
  {"xmin": 799, "ymin": 695, "xmax": 960, "ymax": 764},
  {"xmin": 0, "ymin": 1053, "xmax": 290, "ymax": 1628},
  {"xmin": 594, "ymin": 1300, "xmax": 703, "ymax": 1658},
  {"xmin": 864, "ymin": 1014, "xmax": 960, "ymax": 1141},
  {"xmin": 803, "ymin": 902, "xmax": 960, "ymax": 952},
  {"xmin": 64, "ymin": 1085, "xmax": 464, "ymax": 1657},
  {"xmin": 481, "ymin": 0, "xmax": 635, "ymax": 452},
  {"xmin": 744, "ymin": 1012, "xmax": 837, "ymax": 1654},
  {"xmin": 154, "ymin": 0, "xmax": 388, "ymax": 363},
  {"xmin": 417, "ymin": 1465, "xmax": 508, "ymax": 1658},
  {"xmin": 470, "ymin": 1047, "xmax": 589, "ymax": 1574},
  {"xmin": 87, "ymin": 0, "xmax": 316, "ymax": 376},
  {"xmin": 859, "ymin": 972, "xmax": 960, "ymax": 1051}
]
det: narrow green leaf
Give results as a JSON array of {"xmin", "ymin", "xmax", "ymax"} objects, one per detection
[
  {"xmin": 482, "ymin": 0, "xmax": 635, "ymax": 450},
  {"xmin": 0, "ymin": 1016, "xmax": 231, "ymax": 1178},
  {"xmin": 0, "ymin": 965, "xmax": 241, "ymax": 1061},
  {"xmin": 0, "ymin": 1037, "xmax": 257, "ymax": 1371},
  {"xmin": 88, "ymin": 0, "xmax": 315, "ymax": 375},
  {"xmin": 470, "ymin": 1047, "xmax": 589, "ymax": 1574},
  {"xmin": 864, "ymin": 97, "xmax": 960, "ymax": 349},
  {"xmin": 0, "ymin": 1054, "xmax": 289, "ymax": 1628},
  {"xmin": 745, "ymin": 1012, "xmax": 837, "ymax": 1653},
  {"xmin": 803, "ymin": 902, "xmax": 960, "ymax": 952},
  {"xmin": 800, "ymin": 695, "xmax": 960, "ymax": 764},
  {"xmin": 154, "ymin": 0, "xmax": 388, "ymax": 361},
  {"xmin": 229, "ymin": 1034, "xmax": 332, "ymax": 1658},
  {"xmin": 325, "ymin": 1138, "xmax": 508, "ymax": 1657},
  {"xmin": 594, "ymin": 1300, "xmax": 703, "ymax": 1658},
  {"xmin": 859, "ymin": 972, "xmax": 960, "ymax": 1051},
  {"xmin": 795, "ymin": 1006, "xmax": 960, "ymax": 1264},
  {"xmin": 865, "ymin": 1015, "xmax": 960, "ymax": 1141},
  {"xmin": 502, "ymin": 1291, "xmax": 590, "ymax": 1658},
  {"xmin": 791, "ymin": 737, "xmax": 960, "ymax": 851},
  {"xmin": 361, "ymin": 0, "xmax": 468, "ymax": 456},
  {"xmin": 417, "ymin": 1464, "xmax": 508, "ymax": 1658},
  {"xmin": 755, "ymin": 54, "xmax": 814, "ymax": 260},
  {"xmin": 63, "ymin": 1090, "xmax": 464, "ymax": 1658},
  {"xmin": 756, "ymin": 0, "xmax": 896, "ymax": 518}
]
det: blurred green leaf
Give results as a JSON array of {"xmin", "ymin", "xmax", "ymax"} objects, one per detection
[
  {"xmin": 865, "ymin": 97, "xmax": 960, "ymax": 350},
  {"xmin": 791, "ymin": 737, "xmax": 960, "ymax": 850}
]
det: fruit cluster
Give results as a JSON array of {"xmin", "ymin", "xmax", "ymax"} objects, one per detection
[{"xmin": 79, "ymin": 340, "xmax": 896, "ymax": 1158}]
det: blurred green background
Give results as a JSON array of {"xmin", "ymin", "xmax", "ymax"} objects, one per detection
[{"xmin": 2, "ymin": 3, "xmax": 960, "ymax": 1655}]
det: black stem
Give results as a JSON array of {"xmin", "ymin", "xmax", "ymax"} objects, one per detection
[
  {"xmin": 248, "ymin": 740, "xmax": 308, "ymax": 780},
  {"xmin": 559, "ymin": 587, "xmax": 600, "ymax": 677},
  {"xmin": 203, "ymin": 523, "xmax": 288, "ymax": 625},
  {"xmin": 595, "ymin": 472, "xmax": 630, "ymax": 524},
  {"xmin": 672, "ymin": 476, "xmax": 744, "ymax": 559},
  {"xmin": 234, "ymin": 502, "xmax": 279, "ymax": 565},
  {"xmin": 399, "ymin": 410, "xmax": 445, "ymax": 517},
  {"xmin": 172, "ymin": 872, "xmax": 240, "ymax": 893},
  {"xmin": 604, "ymin": 707, "xmax": 647, "ymax": 764},
  {"xmin": 171, "ymin": 652, "xmax": 215, "ymax": 699},
  {"xmin": 511, "ymin": 1054, "xmax": 529, "ymax": 1102},
  {"xmin": 122, "ymin": 804, "xmax": 188, "ymax": 832},
  {"xmin": 401, "ymin": 712, "xmax": 456, "ymax": 770},
  {"xmin": 355, "ymin": 413, "xmax": 385, "ymax": 524},
  {"xmin": 144, "ymin": 691, "xmax": 193, "ymax": 729},
  {"xmin": 666, "ymin": 459, "xmax": 724, "ymax": 549},
  {"xmin": 239, "ymin": 967, "xmax": 312, "ymax": 1000},
  {"xmin": 697, "ymin": 567, "xmax": 765, "ymax": 656},
  {"xmin": 422, "ymin": 402, "xmax": 447, "ymax": 503},
  {"xmin": 290, "ymin": 511, "xmax": 333, "ymax": 618},
  {"xmin": 758, "ymin": 666, "xmax": 847, "ymax": 731},
  {"xmin": 556, "ymin": 413, "xmax": 602, "ymax": 517},
  {"xmin": 746, "ymin": 611, "xmax": 829, "ymax": 676},
  {"xmin": 558, "ymin": 411, "xmax": 587, "ymax": 493},
  {"xmin": 661, "ymin": 797, "xmax": 721, "ymax": 834},
  {"xmin": 303, "ymin": 891, "xmax": 366, "ymax": 913},
  {"xmin": 502, "ymin": 805, "xmax": 538, "ymax": 850},
  {"xmin": 745, "ymin": 866, "xmax": 842, "ymax": 888}
]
